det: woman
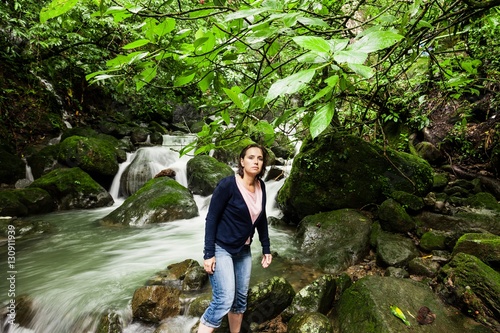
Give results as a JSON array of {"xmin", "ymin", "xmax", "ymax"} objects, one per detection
[{"xmin": 198, "ymin": 144, "xmax": 273, "ymax": 333}]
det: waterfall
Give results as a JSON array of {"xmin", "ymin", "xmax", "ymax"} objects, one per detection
[{"xmin": 0, "ymin": 138, "xmax": 297, "ymax": 333}]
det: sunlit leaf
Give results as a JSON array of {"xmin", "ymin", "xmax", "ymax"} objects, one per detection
[
  {"xmin": 266, "ymin": 69, "xmax": 316, "ymax": 102},
  {"xmin": 292, "ymin": 36, "xmax": 331, "ymax": 54},
  {"xmin": 348, "ymin": 63, "xmax": 375, "ymax": 79},
  {"xmin": 40, "ymin": 0, "xmax": 79, "ymax": 23},
  {"xmin": 123, "ymin": 39, "xmax": 150, "ymax": 50},
  {"xmin": 155, "ymin": 18, "xmax": 175, "ymax": 37},
  {"xmin": 334, "ymin": 50, "xmax": 368, "ymax": 64},
  {"xmin": 349, "ymin": 30, "xmax": 404, "ymax": 53},
  {"xmin": 223, "ymin": 87, "xmax": 244, "ymax": 109},
  {"xmin": 174, "ymin": 72, "xmax": 196, "ymax": 87},
  {"xmin": 255, "ymin": 120, "xmax": 275, "ymax": 146},
  {"xmin": 310, "ymin": 102, "xmax": 335, "ymax": 139},
  {"xmin": 225, "ymin": 8, "xmax": 271, "ymax": 21}
]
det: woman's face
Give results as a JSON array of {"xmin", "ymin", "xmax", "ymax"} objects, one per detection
[{"xmin": 241, "ymin": 147, "xmax": 264, "ymax": 177}]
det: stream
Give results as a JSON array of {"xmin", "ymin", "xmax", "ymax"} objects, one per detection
[{"xmin": 0, "ymin": 137, "xmax": 301, "ymax": 333}]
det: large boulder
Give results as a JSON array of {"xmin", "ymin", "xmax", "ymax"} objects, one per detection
[
  {"xmin": 437, "ymin": 253, "xmax": 500, "ymax": 328},
  {"xmin": 186, "ymin": 155, "xmax": 234, "ymax": 196},
  {"xmin": 336, "ymin": 275, "xmax": 492, "ymax": 333},
  {"xmin": 282, "ymin": 274, "xmax": 336, "ymax": 321},
  {"xmin": 28, "ymin": 168, "xmax": 113, "ymax": 210},
  {"xmin": 297, "ymin": 209, "xmax": 372, "ymax": 273},
  {"xmin": 415, "ymin": 210, "xmax": 500, "ymax": 236},
  {"xmin": 277, "ymin": 133, "xmax": 433, "ymax": 223},
  {"xmin": 57, "ymin": 135, "xmax": 123, "ymax": 189},
  {"xmin": 0, "ymin": 188, "xmax": 55, "ymax": 217},
  {"xmin": 100, "ymin": 177, "xmax": 198, "ymax": 226},
  {"xmin": 452, "ymin": 233, "xmax": 500, "ymax": 268},
  {"xmin": 242, "ymin": 276, "xmax": 295, "ymax": 330}
]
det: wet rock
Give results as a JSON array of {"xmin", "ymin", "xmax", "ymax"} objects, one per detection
[
  {"xmin": 282, "ymin": 274, "xmax": 336, "ymax": 321},
  {"xmin": 243, "ymin": 276, "xmax": 295, "ymax": 329},
  {"xmin": 384, "ymin": 266, "xmax": 409, "ymax": 278},
  {"xmin": 408, "ymin": 256, "xmax": 441, "ymax": 278},
  {"xmin": 376, "ymin": 231, "xmax": 419, "ymax": 267},
  {"xmin": 131, "ymin": 285, "xmax": 181, "ymax": 324},
  {"xmin": 452, "ymin": 233, "xmax": 500, "ymax": 270},
  {"xmin": 297, "ymin": 209, "xmax": 372, "ymax": 273},
  {"xmin": 100, "ymin": 177, "xmax": 197, "ymax": 226},
  {"xmin": 277, "ymin": 133, "xmax": 433, "ymax": 224},
  {"xmin": 186, "ymin": 155, "xmax": 234, "ymax": 196},
  {"xmin": 28, "ymin": 167, "xmax": 113, "ymax": 210},
  {"xmin": 437, "ymin": 253, "xmax": 500, "ymax": 328},
  {"xmin": 336, "ymin": 275, "xmax": 491, "ymax": 333},
  {"xmin": 378, "ymin": 198, "xmax": 416, "ymax": 233},
  {"xmin": 96, "ymin": 310, "xmax": 122, "ymax": 333},
  {"xmin": 287, "ymin": 312, "xmax": 333, "ymax": 333}
]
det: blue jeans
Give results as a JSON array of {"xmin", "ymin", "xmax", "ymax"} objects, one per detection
[{"xmin": 200, "ymin": 243, "xmax": 252, "ymax": 328}]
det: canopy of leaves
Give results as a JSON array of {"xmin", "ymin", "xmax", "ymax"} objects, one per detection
[{"xmin": 33, "ymin": 0, "xmax": 500, "ymax": 156}]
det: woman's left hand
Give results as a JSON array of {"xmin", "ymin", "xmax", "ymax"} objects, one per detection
[{"xmin": 261, "ymin": 254, "xmax": 272, "ymax": 268}]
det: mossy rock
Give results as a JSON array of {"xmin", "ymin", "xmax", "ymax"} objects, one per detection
[
  {"xmin": 26, "ymin": 144, "xmax": 62, "ymax": 179},
  {"xmin": 452, "ymin": 233, "xmax": 500, "ymax": 267},
  {"xmin": 277, "ymin": 133, "xmax": 433, "ymax": 224},
  {"xmin": 288, "ymin": 312, "xmax": 333, "ymax": 333},
  {"xmin": 186, "ymin": 155, "xmax": 234, "ymax": 196},
  {"xmin": 28, "ymin": 167, "xmax": 113, "ymax": 210},
  {"xmin": 100, "ymin": 177, "xmax": 198, "ymax": 226},
  {"xmin": 463, "ymin": 192, "xmax": 500, "ymax": 211}
]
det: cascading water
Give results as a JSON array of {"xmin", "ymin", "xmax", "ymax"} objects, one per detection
[{"xmin": 0, "ymin": 136, "xmax": 299, "ymax": 333}]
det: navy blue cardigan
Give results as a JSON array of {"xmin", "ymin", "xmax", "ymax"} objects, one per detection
[{"xmin": 203, "ymin": 175, "xmax": 271, "ymax": 260}]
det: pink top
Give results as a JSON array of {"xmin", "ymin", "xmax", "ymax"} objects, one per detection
[{"xmin": 236, "ymin": 176, "xmax": 263, "ymax": 244}]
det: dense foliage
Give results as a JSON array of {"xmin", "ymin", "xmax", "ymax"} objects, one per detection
[{"xmin": 2, "ymin": 0, "xmax": 500, "ymax": 162}]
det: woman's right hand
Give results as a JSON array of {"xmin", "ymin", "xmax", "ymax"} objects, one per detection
[{"xmin": 203, "ymin": 257, "xmax": 216, "ymax": 275}]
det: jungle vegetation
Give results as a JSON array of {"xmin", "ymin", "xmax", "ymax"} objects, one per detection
[{"xmin": 1, "ymin": 0, "xmax": 500, "ymax": 165}]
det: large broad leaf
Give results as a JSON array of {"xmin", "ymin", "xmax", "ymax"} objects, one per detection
[
  {"xmin": 348, "ymin": 63, "xmax": 375, "ymax": 79},
  {"xmin": 334, "ymin": 50, "xmax": 368, "ymax": 64},
  {"xmin": 155, "ymin": 18, "xmax": 175, "ymax": 37},
  {"xmin": 310, "ymin": 102, "xmax": 335, "ymax": 139},
  {"xmin": 254, "ymin": 120, "xmax": 275, "ymax": 146},
  {"xmin": 225, "ymin": 8, "xmax": 271, "ymax": 21},
  {"xmin": 349, "ymin": 30, "xmax": 404, "ymax": 53},
  {"xmin": 173, "ymin": 72, "xmax": 196, "ymax": 87},
  {"xmin": 292, "ymin": 36, "xmax": 331, "ymax": 54},
  {"xmin": 40, "ymin": 0, "xmax": 79, "ymax": 23},
  {"xmin": 266, "ymin": 69, "xmax": 316, "ymax": 102},
  {"xmin": 135, "ymin": 67, "xmax": 157, "ymax": 91},
  {"xmin": 223, "ymin": 87, "xmax": 244, "ymax": 110},
  {"xmin": 123, "ymin": 39, "xmax": 150, "ymax": 50}
]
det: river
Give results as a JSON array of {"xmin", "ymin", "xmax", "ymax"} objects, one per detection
[{"xmin": 0, "ymin": 137, "xmax": 301, "ymax": 333}]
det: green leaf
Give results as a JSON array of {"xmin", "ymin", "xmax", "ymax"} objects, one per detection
[
  {"xmin": 348, "ymin": 63, "xmax": 375, "ymax": 79},
  {"xmin": 135, "ymin": 67, "xmax": 157, "ymax": 91},
  {"xmin": 297, "ymin": 17, "xmax": 329, "ymax": 27},
  {"xmin": 292, "ymin": 36, "xmax": 331, "ymax": 54},
  {"xmin": 40, "ymin": 0, "xmax": 79, "ymax": 23},
  {"xmin": 254, "ymin": 120, "xmax": 275, "ymax": 146},
  {"xmin": 174, "ymin": 72, "xmax": 196, "ymax": 87},
  {"xmin": 123, "ymin": 39, "xmax": 150, "ymax": 50},
  {"xmin": 266, "ymin": 69, "xmax": 316, "ymax": 102},
  {"xmin": 334, "ymin": 50, "xmax": 368, "ymax": 64},
  {"xmin": 223, "ymin": 87, "xmax": 244, "ymax": 110},
  {"xmin": 310, "ymin": 102, "xmax": 335, "ymax": 139},
  {"xmin": 198, "ymin": 72, "xmax": 214, "ymax": 92},
  {"xmin": 221, "ymin": 110, "xmax": 231, "ymax": 125},
  {"xmin": 306, "ymin": 86, "xmax": 333, "ymax": 106},
  {"xmin": 225, "ymin": 8, "xmax": 271, "ymax": 22},
  {"xmin": 155, "ymin": 18, "xmax": 175, "ymax": 37},
  {"xmin": 349, "ymin": 30, "xmax": 404, "ymax": 53}
]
